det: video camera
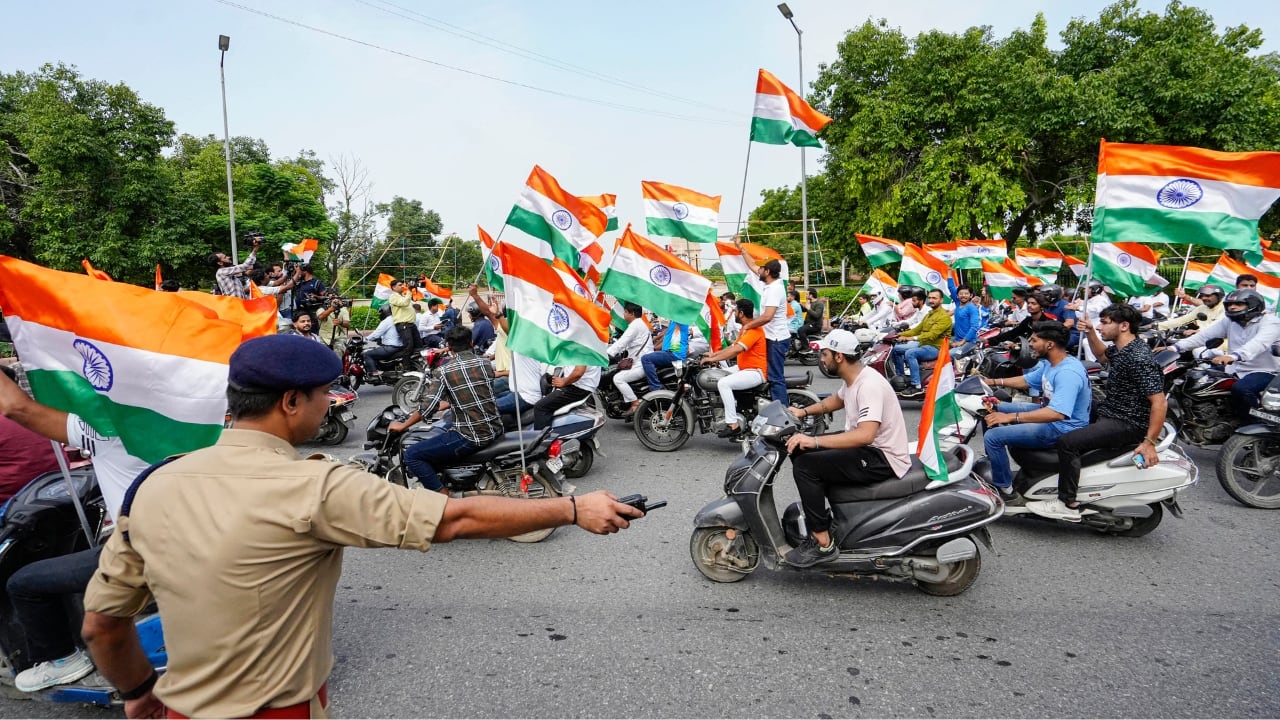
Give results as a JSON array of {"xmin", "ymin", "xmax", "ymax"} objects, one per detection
[{"xmin": 243, "ymin": 231, "xmax": 265, "ymax": 249}]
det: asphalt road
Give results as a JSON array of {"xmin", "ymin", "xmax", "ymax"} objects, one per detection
[{"xmin": 3, "ymin": 367, "xmax": 1277, "ymax": 718}]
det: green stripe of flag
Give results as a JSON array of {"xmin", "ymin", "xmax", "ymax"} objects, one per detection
[
  {"xmin": 505, "ymin": 205, "xmax": 583, "ymax": 267},
  {"xmin": 506, "ymin": 312, "xmax": 608, "ymax": 367},
  {"xmin": 749, "ymin": 117, "xmax": 792, "ymax": 145},
  {"xmin": 644, "ymin": 217, "xmax": 718, "ymax": 244},
  {"xmin": 1093, "ymin": 206, "xmax": 1262, "ymax": 251},
  {"xmin": 600, "ymin": 268, "xmax": 706, "ymax": 326}
]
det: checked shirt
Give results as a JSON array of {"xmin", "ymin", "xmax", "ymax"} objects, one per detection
[{"xmin": 416, "ymin": 351, "xmax": 504, "ymax": 444}]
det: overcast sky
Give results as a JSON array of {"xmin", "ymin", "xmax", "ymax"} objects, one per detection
[{"xmin": 3, "ymin": 0, "xmax": 1276, "ymax": 254}]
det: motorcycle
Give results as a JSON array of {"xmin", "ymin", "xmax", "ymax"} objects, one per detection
[
  {"xmin": 349, "ymin": 406, "xmax": 576, "ymax": 543},
  {"xmin": 500, "ymin": 390, "xmax": 606, "ymax": 480},
  {"xmin": 1163, "ymin": 339, "xmax": 1239, "ymax": 447},
  {"xmin": 599, "ymin": 359, "xmax": 681, "ymax": 420},
  {"xmin": 633, "ymin": 359, "xmax": 827, "ymax": 452},
  {"xmin": 1213, "ymin": 344, "xmax": 1280, "ymax": 509},
  {"xmin": 785, "ymin": 332, "xmax": 820, "ymax": 366},
  {"xmin": 949, "ymin": 375, "xmax": 1197, "ymax": 535},
  {"xmin": 689, "ymin": 402, "xmax": 1001, "ymax": 596},
  {"xmin": 309, "ymin": 384, "xmax": 358, "ymax": 446},
  {"xmin": 388, "ymin": 347, "xmax": 454, "ymax": 413},
  {"xmin": 340, "ymin": 335, "xmax": 432, "ymax": 394},
  {"xmin": 0, "ymin": 467, "xmax": 166, "ymax": 706}
]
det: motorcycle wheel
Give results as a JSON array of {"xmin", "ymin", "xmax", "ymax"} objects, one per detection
[
  {"xmin": 634, "ymin": 397, "xmax": 693, "ymax": 452},
  {"xmin": 913, "ymin": 543, "xmax": 982, "ymax": 596},
  {"xmin": 799, "ymin": 352, "xmax": 819, "ymax": 367},
  {"xmin": 1108, "ymin": 502, "xmax": 1163, "ymax": 536},
  {"xmin": 343, "ymin": 373, "xmax": 363, "ymax": 392},
  {"xmin": 313, "ymin": 417, "xmax": 349, "ymax": 446},
  {"xmin": 1216, "ymin": 434, "xmax": 1280, "ymax": 509},
  {"xmin": 689, "ymin": 527, "xmax": 759, "ymax": 582},
  {"xmin": 392, "ymin": 375, "xmax": 422, "ymax": 414},
  {"xmin": 562, "ymin": 443, "xmax": 595, "ymax": 479},
  {"xmin": 484, "ymin": 473, "xmax": 558, "ymax": 543},
  {"xmin": 788, "ymin": 392, "xmax": 829, "ymax": 435}
]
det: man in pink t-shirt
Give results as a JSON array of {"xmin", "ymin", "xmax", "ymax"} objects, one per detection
[{"xmin": 784, "ymin": 329, "xmax": 912, "ymax": 567}]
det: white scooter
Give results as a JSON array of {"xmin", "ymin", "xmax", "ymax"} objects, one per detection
[{"xmin": 945, "ymin": 375, "xmax": 1197, "ymax": 536}]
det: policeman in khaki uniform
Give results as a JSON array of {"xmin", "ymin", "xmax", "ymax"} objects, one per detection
[{"xmin": 81, "ymin": 335, "xmax": 642, "ymax": 719}]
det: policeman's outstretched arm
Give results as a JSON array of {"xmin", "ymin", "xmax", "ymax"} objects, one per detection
[
  {"xmin": 433, "ymin": 490, "xmax": 643, "ymax": 542},
  {"xmin": 83, "ymin": 612, "xmax": 164, "ymax": 718}
]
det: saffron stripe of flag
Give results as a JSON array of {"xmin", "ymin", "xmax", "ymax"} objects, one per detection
[
  {"xmin": 856, "ymin": 234, "xmax": 905, "ymax": 268},
  {"xmin": 154, "ymin": 264, "xmax": 163, "ymax": 291},
  {"xmin": 496, "ymin": 242, "xmax": 611, "ymax": 367},
  {"xmin": 750, "ymin": 68, "xmax": 833, "ymax": 148},
  {"xmin": 82, "ymin": 259, "xmax": 112, "ymax": 282},
  {"xmin": 581, "ymin": 194, "xmax": 619, "ymax": 233},
  {"xmin": 477, "ymin": 225, "xmax": 495, "ymax": 250},
  {"xmin": 981, "ymin": 258, "xmax": 1044, "ymax": 301},
  {"xmin": 601, "ymin": 225, "xmax": 711, "ymax": 326},
  {"xmin": 174, "ymin": 292, "xmax": 278, "ymax": 342},
  {"xmin": 641, "ymin": 181, "xmax": 721, "ymax": 244},
  {"xmin": 505, "ymin": 165, "xmax": 608, "ymax": 267}
]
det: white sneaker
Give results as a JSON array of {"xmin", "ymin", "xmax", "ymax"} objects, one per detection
[
  {"xmin": 14, "ymin": 649, "xmax": 94, "ymax": 692},
  {"xmin": 1027, "ymin": 499, "xmax": 1083, "ymax": 522}
]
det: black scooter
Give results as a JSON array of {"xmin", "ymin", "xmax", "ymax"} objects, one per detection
[{"xmin": 690, "ymin": 402, "xmax": 1003, "ymax": 596}]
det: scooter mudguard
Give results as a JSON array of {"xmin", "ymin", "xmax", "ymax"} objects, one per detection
[
  {"xmin": 1232, "ymin": 422, "xmax": 1280, "ymax": 437},
  {"xmin": 693, "ymin": 497, "xmax": 748, "ymax": 531}
]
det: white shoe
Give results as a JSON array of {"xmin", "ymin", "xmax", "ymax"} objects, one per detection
[
  {"xmin": 14, "ymin": 649, "xmax": 94, "ymax": 692},
  {"xmin": 1027, "ymin": 499, "xmax": 1083, "ymax": 522}
]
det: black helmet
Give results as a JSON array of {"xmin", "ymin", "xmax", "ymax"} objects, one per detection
[
  {"xmin": 898, "ymin": 285, "xmax": 923, "ymax": 301},
  {"xmin": 1038, "ymin": 284, "xmax": 1064, "ymax": 305},
  {"xmin": 1224, "ymin": 289, "xmax": 1266, "ymax": 324},
  {"xmin": 466, "ymin": 302, "xmax": 482, "ymax": 319},
  {"xmin": 378, "ymin": 304, "xmax": 392, "ymax": 320},
  {"xmin": 1197, "ymin": 285, "xmax": 1225, "ymax": 298},
  {"xmin": 1085, "ymin": 280, "xmax": 1105, "ymax": 296}
]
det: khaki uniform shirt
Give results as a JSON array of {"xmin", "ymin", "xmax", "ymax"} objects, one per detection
[{"xmin": 83, "ymin": 429, "xmax": 448, "ymax": 718}]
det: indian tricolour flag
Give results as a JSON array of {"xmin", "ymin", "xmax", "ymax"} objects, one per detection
[
  {"xmin": 953, "ymin": 239, "xmax": 1007, "ymax": 270},
  {"xmin": 1063, "ymin": 254, "xmax": 1088, "ymax": 277},
  {"xmin": 1251, "ymin": 248, "xmax": 1280, "ymax": 279},
  {"xmin": 496, "ymin": 242, "xmax": 611, "ymax": 367},
  {"xmin": 750, "ymin": 68, "xmax": 833, "ymax": 148},
  {"xmin": 715, "ymin": 241, "xmax": 788, "ymax": 309},
  {"xmin": 505, "ymin": 165, "xmax": 609, "ymax": 267},
  {"xmin": 0, "ymin": 256, "xmax": 242, "ymax": 464},
  {"xmin": 898, "ymin": 244, "xmax": 952, "ymax": 293},
  {"xmin": 1092, "ymin": 140, "xmax": 1280, "ymax": 254},
  {"xmin": 922, "ymin": 242, "xmax": 959, "ymax": 266},
  {"xmin": 600, "ymin": 225, "xmax": 710, "ymax": 326},
  {"xmin": 981, "ymin": 259, "xmax": 1044, "ymax": 300},
  {"xmin": 916, "ymin": 337, "xmax": 963, "ymax": 487},
  {"xmin": 370, "ymin": 273, "xmax": 397, "ymax": 308},
  {"xmin": 1207, "ymin": 253, "xmax": 1280, "ymax": 307},
  {"xmin": 642, "ymin": 181, "xmax": 721, "ymax": 244},
  {"xmin": 860, "ymin": 268, "xmax": 898, "ymax": 299},
  {"xmin": 282, "ymin": 239, "xmax": 318, "ymax": 263},
  {"xmin": 1179, "ymin": 261, "xmax": 1213, "ymax": 292},
  {"xmin": 856, "ymin": 234, "xmax": 904, "ymax": 268},
  {"xmin": 1015, "ymin": 248, "xmax": 1064, "ymax": 282},
  {"xmin": 582, "ymin": 194, "xmax": 619, "ymax": 232},
  {"xmin": 1090, "ymin": 242, "xmax": 1160, "ymax": 298},
  {"xmin": 696, "ymin": 292, "xmax": 727, "ymax": 352}
]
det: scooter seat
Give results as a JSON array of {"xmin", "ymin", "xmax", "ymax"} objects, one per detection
[
  {"xmin": 553, "ymin": 395, "xmax": 591, "ymax": 416},
  {"xmin": 827, "ymin": 454, "xmax": 962, "ymax": 502},
  {"xmin": 784, "ymin": 372, "xmax": 811, "ymax": 388},
  {"xmin": 1083, "ymin": 361, "xmax": 1103, "ymax": 374},
  {"xmin": 463, "ymin": 430, "xmax": 549, "ymax": 464},
  {"xmin": 1013, "ymin": 445, "xmax": 1129, "ymax": 473}
]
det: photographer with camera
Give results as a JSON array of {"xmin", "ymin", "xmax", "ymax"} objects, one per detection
[
  {"xmin": 209, "ymin": 234, "xmax": 262, "ymax": 299},
  {"xmin": 316, "ymin": 293, "xmax": 352, "ymax": 355},
  {"xmin": 290, "ymin": 264, "xmax": 328, "ymax": 320}
]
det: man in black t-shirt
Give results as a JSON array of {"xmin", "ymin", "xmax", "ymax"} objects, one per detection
[{"xmin": 1029, "ymin": 303, "xmax": 1166, "ymax": 522}]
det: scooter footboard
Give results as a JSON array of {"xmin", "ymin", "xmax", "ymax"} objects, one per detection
[{"xmin": 693, "ymin": 498, "xmax": 747, "ymax": 530}]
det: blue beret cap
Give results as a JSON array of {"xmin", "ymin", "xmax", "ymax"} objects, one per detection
[{"xmin": 228, "ymin": 335, "xmax": 343, "ymax": 392}]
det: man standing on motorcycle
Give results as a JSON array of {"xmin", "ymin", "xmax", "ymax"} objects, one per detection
[
  {"xmin": 731, "ymin": 243, "xmax": 790, "ymax": 404},
  {"xmin": 386, "ymin": 278, "xmax": 419, "ymax": 352},
  {"xmin": 980, "ymin": 321, "xmax": 1092, "ymax": 502},
  {"xmin": 1162, "ymin": 289, "xmax": 1280, "ymax": 421},
  {"xmin": 889, "ymin": 288, "xmax": 953, "ymax": 399},
  {"xmin": 781, "ymin": 329, "xmax": 912, "ymax": 567},
  {"xmin": 609, "ymin": 303, "xmax": 654, "ymax": 419},
  {"xmin": 390, "ymin": 326, "xmax": 505, "ymax": 492},
  {"xmin": 699, "ymin": 298, "xmax": 767, "ymax": 439},
  {"xmin": 1030, "ymin": 304, "xmax": 1167, "ymax": 521},
  {"xmin": 1158, "ymin": 285, "xmax": 1224, "ymax": 335},
  {"xmin": 81, "ymin": 334, "xmax": 642, "ymax": 719}
]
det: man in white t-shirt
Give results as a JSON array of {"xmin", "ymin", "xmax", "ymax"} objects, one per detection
[
  {"xmin": 497, "ymin": 352, "xmax": 545, "ymax": 417},
  {"xmin": 733, "ymin": 240, "xmax": 790, "ymax": 404},
  {"xmin": 608, "ymin": 303, "xmax": 655, "ymax": 418},
  {"xmin": 0, "ymin": 368, "xmax": 152, "ymax": 691},
  {"xmin": 782, "ymin": 329, "xmax": 911, "ymax": 567},
  {"xmin": 534, "ymin": 364, "xmax": 599, "ymax": 429}
]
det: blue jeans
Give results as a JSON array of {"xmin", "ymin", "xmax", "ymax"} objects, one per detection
[
  {"xmin": 905, "ymin": 345, "xmax": 939, "ymax": 388},
  {"xmin": 642, "ymin": 350, "xmax": 680, "ymax": 390},
  {"xmin": 1232, "ymin": 372, "xmax": 1274, "ymax": 421},
  {"xmin": 983, "ymin": 402, "xmax": 1063, "ymax": 490},
  {"xmin": 7, "ymin": 546, "xmax": 102, "ymax": 662},
  {"xmin": 405, "ymin": 429, "xmax": 485, "ymax": 491},
  {"xmin": 890, "ymin": 341, "xmax": 918, "ymax": 378},
  {"xmin": 766, "ymin": 339, "xmax": 788, "ymax": 403}
]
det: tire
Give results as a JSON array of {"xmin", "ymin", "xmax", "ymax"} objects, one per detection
[
  {"xmin": 788, "ymin": 392, "xmax": 829, "ymax": 435},
  {"xmin": 1111, "ymin": 502, "xmax": 1164, "ymax": 537},
  {"xmin": 634, "ymin": 396, "xmax": 693, "ymax": 452},
  {"xmin": 392, "ymin": 376, "xmax": 422, "ymax": 414},
  {"xmin": 313, "ymin": 417, "xmax": 349, "ymax": 446},
  {"xmin": 489, "ymin": 472, "xmax": 559, "ymax": 543},
  {"xmin": 387, "ymin": 465, "xmax": 410, "ymax": 489},
  {"xmin": 562, "ymin": 442, "xmax": 595, "ymax": 479},
  {"xmin": 800, "ymin": 353, "xmax": 819, "ymax": 367},
  {"xmin": 689, "ymin": 527, "xmax": 759, "ymax": 582},
  {"xmin": 344, "ymin": 373, "xmax": 362, "ymax": 392},
  {"xmin": 1215, "ymin": 433, "xmax": 1280, "ymax": 509},
  {"xmin": 914, "ymin": 544, "xmax": 982, "ymax": 596}
]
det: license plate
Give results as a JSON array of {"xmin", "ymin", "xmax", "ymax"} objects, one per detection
[
  {"xmin": 546, "ymin": 457, "xmax": 563, "ymax": 474},
  {"xmin": 339, "ymin": 411, "xmax": 355, "ymax": 422},
  {"xmin": 1250, "ymin": 409, "xmax": 1280, "ymax": 424}
]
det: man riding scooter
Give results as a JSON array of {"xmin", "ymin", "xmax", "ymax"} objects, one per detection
[{"xmin": 781, "ymin": 329, "xmax": 913, "ymax": 567}]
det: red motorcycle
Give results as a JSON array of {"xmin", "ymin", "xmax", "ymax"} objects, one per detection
[{"xmin": 312, "ymin": 384, "xmax": 359, "ymax": 445}]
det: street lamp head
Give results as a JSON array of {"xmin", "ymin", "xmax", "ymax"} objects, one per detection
[
  {"xmin": 777, "ymin": 3, "xmax": 793, "ymax": 19},
  {"xmin": 218, "ymin": 35, "xmax": 230, "ymax": 52}
]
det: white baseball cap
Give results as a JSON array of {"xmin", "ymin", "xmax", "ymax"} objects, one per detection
[{"xmin": 817, "ymin": 329, "xmax": 860, "ymax": 354}]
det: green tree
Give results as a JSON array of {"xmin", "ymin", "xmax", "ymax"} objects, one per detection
[{"xmin": 367, "ymin": 196, "xmax": 444, "ymax": 282}]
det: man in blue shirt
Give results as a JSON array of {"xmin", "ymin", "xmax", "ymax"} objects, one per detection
[
  {"xmin": 979, "ymin": 321, "xmax": 1091, "ymax": 502},
  {"xmin": 642, "ymin": 322, "xmax": 691, "ymax": 391},
  {"xmin": 949, "ymin": 285, "xmax": 980, "ymax": 358}
]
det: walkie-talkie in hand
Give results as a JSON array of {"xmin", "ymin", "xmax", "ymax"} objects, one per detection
[{"xmin": 617, "ymin": 494, "xmax": 667, "ymax": 515}]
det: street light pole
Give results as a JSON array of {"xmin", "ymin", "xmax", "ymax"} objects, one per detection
[
  {"xmin": 777, "ymin": 4, "xmax": 808, "ymax": 288},
  {"xmin": 219, "ymin": 34, "xmax": 238, "ymax": 263}
]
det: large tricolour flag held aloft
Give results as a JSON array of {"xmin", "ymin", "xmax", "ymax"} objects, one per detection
[
  {"xmin": 856, "ymin": 234, "xmax": 905, "ymax": 268},
  {"xmin": 916, "ymin": 337, "xmax": 963, "ymax": 487},
  {"xmin": 1089, "ymin": 242, "xmax": 1160, "ymax": 298},
  {"xmin": 953, "ymin": 239, "xmax": 1007, "ymax": 270},
  {"xmin": 898, "ymin": 244, "xmax": 952, "ymax": 294},
  {"xmin": 0, "ymin": 257, "xmax": 243, "ymax": 464},
  {"xmin": 1091, "ymin": 140, "xmax": 1280, "ymax": 257},
  {"xmin": 582, "ymin": 194, "xmax": 619, "ymax": 233},
  {"xmin": 860, "ymin": 268, "xmax": 899, "ymax": 299},
  {"xmin": 370, "ymin": 273, "xmax": 397, "ymax": 308},
  {"xmin": 496, "ymin": 242, "xmax": 611, "ymax": 367},
  {"xmin": 601, "ymin": 225, "xmax": 710, "ymax": 326},
  {"xmin": 505, "ymin": 165, "xmax": 609, "ymax": 267},
  {"xmin": 750, "ymin": 68, "xmax": 833, "ymax": 148},
  {"xmin": 282, "ymin": 239, "xmax": 318, "ymax": 263},
  {"xmin": 641, "ymin": 181, "xmax": 721, "ymax": 244},
  {"xmin": 1014, "ymin": 248, "xmax": 1064, "ymax": 282},
  {"xmin": 981, "ymin": 258, "xmax": 1044, "ymax": 300},
  {"xmin": 715, "ymin": 241, "xmax": 788, "ymax": 309},
  {"xmin": 1179, "ymin": 261, "xmax": 1213, "ymax": 292}
]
